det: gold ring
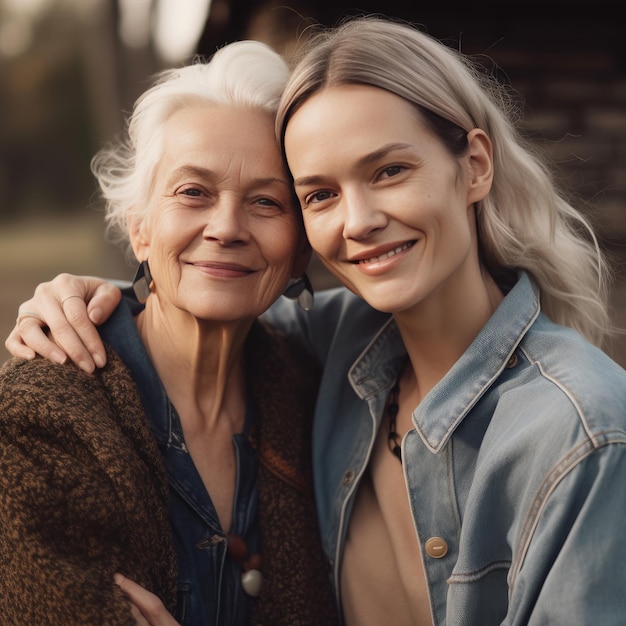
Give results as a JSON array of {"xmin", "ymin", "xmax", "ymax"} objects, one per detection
[
  {"xmin": 16, "ymin": 311, "xmax": 44, "ymax": 326},
  {"xmin": 61, "ymin": 295, "xmax": 84, "ymax": 307}
]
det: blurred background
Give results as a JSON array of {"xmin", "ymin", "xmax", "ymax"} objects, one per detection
[{"xmin": 1, "ymin": 0, "xmax": 625, "ymax": 365}]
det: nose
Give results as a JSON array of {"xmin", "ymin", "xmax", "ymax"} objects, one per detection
[
  {"xmin": 341, "ymin": 187, "xmax": 387, "ymax": 241},
  {"xmin": 203, "ymin": 197, "xmax": 249, "ymax": 245}
]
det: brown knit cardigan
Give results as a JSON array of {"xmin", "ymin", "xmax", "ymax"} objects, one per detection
[{"xmin": 0, "ymin": 319, "xmax": 338, "ymax": 626}]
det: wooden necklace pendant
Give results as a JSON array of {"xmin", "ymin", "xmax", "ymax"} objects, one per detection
[{"xmin": 227, "ymin": 533, "xmax": 263, "ymax": 597}]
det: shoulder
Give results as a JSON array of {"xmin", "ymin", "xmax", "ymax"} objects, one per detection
[
  {"xmin": 0, "ymin": 347, "xmax": 166, "ymax": 505},
  {"xmin": 263, "ymin": 287, "xmax": 390, "ymax": 359},
  {"xmin": 1, "ymin": 345, "xmax": 131, "ymax": 394},
  {"xmin": 0, "ymin": 353, "xmax": 176, "ymax": 621},
  {"xmin": 0, "ymin": 356, "xmax": 96, "ymax": 413},
  {"xmin": 0, "ymin": 348, "xmax": 138, "ymax": 436},
  {"xmin": 517, "ymin": 314, "xmax": 626, "ymax": 432},
  {"xmin": 265, "ymin": 286, "xmax": 386, "ymax": 328}
]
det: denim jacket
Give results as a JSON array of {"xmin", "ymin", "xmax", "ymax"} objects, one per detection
[{"xmin": 264, "ymin": 271, "xmax": 626, "ymax": 625}]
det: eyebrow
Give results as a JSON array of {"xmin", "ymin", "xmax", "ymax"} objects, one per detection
[
  {"xmin": 292, "ymin": 143, "xmax": 413, "ymax": 187},
  {"xmin": 166, "ymin": 165, "xmax": 291, "ymax": 189}
]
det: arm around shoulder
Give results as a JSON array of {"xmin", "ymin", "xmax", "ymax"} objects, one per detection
[{"xmin": 5, "ymin": 274, "xmax": 123, "ymax": 372}]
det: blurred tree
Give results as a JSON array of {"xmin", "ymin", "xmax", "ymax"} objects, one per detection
[
  {"xmin": 0, "ymin": 4, "xmax": 92, "ymax": 219},
  {"xmin": 0, "ymin": 0, "xmax": 160, "ymax": 222}
]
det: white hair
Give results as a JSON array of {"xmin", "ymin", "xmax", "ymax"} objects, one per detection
[{"xmin": 92, "ymin": 40, "xmax": 290, "ymax": 259}]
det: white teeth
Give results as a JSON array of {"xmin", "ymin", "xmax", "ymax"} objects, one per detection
[{"xmin": 358, "ymin": 242, "xmax": 413, "ymax": 264}]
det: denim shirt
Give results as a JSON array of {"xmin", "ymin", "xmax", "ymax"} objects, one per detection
[
  {"xmin": 264, "ymin": 271, "xmax": 626, "ymax": 625},
  {"xmin": 100, "ymin": 300, "xmax": 260, "ymax": 626}
]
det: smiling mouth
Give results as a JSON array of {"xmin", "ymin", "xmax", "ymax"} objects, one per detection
[
  {"xmin": 354, "ymin": 241, "xmax": 415, "ymax": 265},
  {"xmin": 188, "ymin": 261, "xmax": 255, "ymax": 277}
]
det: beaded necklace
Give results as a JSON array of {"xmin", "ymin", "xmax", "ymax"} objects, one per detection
[
  {"xmin": 226, "ymin": 533, "xmax": 263, "ymax": 597},
  {"xmin": 386, "ymin": 377, "xmax": 403, "ymax": 464}
]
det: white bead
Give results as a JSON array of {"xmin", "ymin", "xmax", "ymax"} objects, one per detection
[{"xmin": 241, "ymin": 569, "xmax": 263, "ymax": 597}]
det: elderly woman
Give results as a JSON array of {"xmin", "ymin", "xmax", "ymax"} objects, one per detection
[{"xmin": 0, "ymin": 41, "xmax": 337, "ymax": 625}]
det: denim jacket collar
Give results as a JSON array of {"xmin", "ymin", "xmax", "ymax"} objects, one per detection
[{"xmin": 348, "ymin": 271, "xmax": 540, "ymax": 453}]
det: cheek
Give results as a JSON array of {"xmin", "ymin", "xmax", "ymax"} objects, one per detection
[
  {"xmin": 431, "ymin": 206, "xmax": 475, "ymax": 265},
  {"xmin": 263, "ymin": 222, "xmax": 301, "ymax": 272},
  {"xmin": 155, "ymin": 216, "xmax": 203, "ymax": 271},
  {"xmin": 147, "ymin": 247, "xmax": 179, "ymax": 289},
  {"xmin": 158, "ymin": 211, "xmax": 193, "ymax": 245},
  {"xmin": 301, "ymin": 213, "xmax": 335, "ymax": 257},
  {"xmin": 146, "ymin": 220, "xmax": 190, "ymax": 280}
]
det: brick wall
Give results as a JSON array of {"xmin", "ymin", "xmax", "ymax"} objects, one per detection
[{"xmin": 472, "ymin": 17, "xmax": 626, "ymax": 248}]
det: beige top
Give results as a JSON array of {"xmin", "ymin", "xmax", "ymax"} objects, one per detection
[{"xmin": 340, "ymin": 419, "xmax": 433, "ymax": 626}]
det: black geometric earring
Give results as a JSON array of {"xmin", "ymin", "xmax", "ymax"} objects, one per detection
[
  {"xmin": 283, "ymin": 274, "xmax": 314, "ymax": 311},
  {"xmin": 132, "ymin": 260, "xmax": 153, "ymax": 303}
]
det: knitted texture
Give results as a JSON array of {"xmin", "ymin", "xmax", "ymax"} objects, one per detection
[
  {"xmin": 247, "ymin": 321, "xmax": 339, "ymax": 626},
  {"xmin": 0, "ymin": 347, "xmax": 177, "ymax": 625},
  {"xmin": 0, "ymin": 320, "xmax": 338, "ymax": 625}
]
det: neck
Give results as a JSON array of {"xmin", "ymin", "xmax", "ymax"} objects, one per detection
[
  {"xmin": 136, "ymin": 301, "xmax": 253, "ymax": 431},
  {"xmin": 394, "ymin": 266, "xmax": 503, "ymax": 403}
]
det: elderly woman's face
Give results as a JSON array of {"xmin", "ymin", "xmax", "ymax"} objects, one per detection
[{"xmin": 132, "ymin": 102, "xmax": 306, "ymax": 323}]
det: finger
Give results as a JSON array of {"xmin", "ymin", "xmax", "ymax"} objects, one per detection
[
  {"xmin": 6, "ymin": 308, "xmax": 69, "ymax": 364},
  {"xmin": 20, "ymin": 274, "xmax": 116, "ymax": 372},
  {"xmin": 5, "ymin": 324, "xmax": 38, "ymax": 361},
  {"xmin": 24, "ymin": 278, "xmax": 100, "ymax": 372},
  {"xmin": 8, "ymin": 285, "xmax": 91, "ymax": 370},
  {"xmin": 129, "ymin": 604, "xmax": 153, "ymax": 626},
  {"xmin": 85, "ymin": 281, "xmax": 123, "ymax": 325},
  {"xmin": 57, "ymin": 297, "xmax": 107, "ymax": 370},
  {"xmin": 56, "ymin": 276, "xmax": 122, "ymax": 368},
  {"xmin": 114, "ymin": 574, "xmax": 180, "ymax": 626}
]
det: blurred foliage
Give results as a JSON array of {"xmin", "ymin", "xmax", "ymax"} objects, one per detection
[
  {"xmin": 1, "ymin": 6, "xmax": 94, "ymax": 219},
  {"xmin": 1, "ymin": 0, "xmax": 624, "ymax": 235},
  {"xmin": 0, "ymin": 0, "xmax": 160, "ymax": 222}
]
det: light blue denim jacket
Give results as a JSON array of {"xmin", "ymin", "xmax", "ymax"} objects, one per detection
[{"xmin": 264, "ymin": 271, "xmax": 626, "ymax": 625}]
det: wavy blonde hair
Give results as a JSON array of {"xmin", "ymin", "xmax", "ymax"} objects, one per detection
[{"xmin": 276, "ymin": 16, "xmax": 612, "ymax": 347}]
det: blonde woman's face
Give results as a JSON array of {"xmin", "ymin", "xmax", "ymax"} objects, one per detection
[
  {"xmin": 131, "ymin": 102, "xmax": 307, "ymax": 323},
  {"xmin": 284, "ymin": 84, "xmax": 492, "ymax": 317}
]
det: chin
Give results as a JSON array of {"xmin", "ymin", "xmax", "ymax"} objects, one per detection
[{"xmin": 352, "ymin": 281, "xmax": 417, "ymax": 314}]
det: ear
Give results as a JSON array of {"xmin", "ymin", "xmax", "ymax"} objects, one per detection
[
  {"xmin": 465, "ymin": 128, "xmax": 493, "ymax": 205},
  {"xmin": 127, "ymin": 212, "xmax": 150, "ymax": 262}
]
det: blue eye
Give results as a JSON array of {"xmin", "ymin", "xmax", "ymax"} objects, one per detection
[
  {"xmin": 257, "ymin": 197, "xmax": 278, "ymax": 207},
  {"xmin": 181, "ymin": 187, "xmax": 202, "ymax": 197}
]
